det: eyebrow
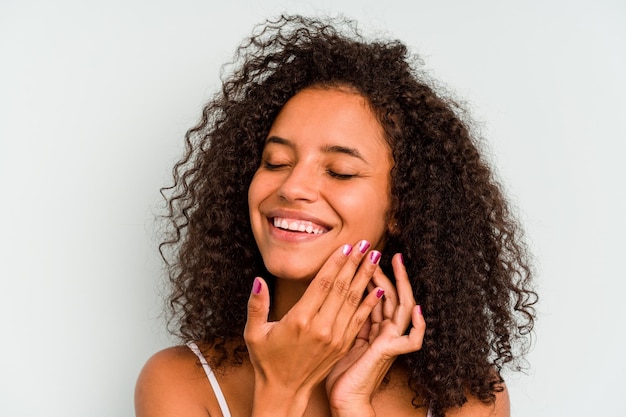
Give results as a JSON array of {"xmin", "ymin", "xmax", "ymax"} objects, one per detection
[{"xmin": 266, "ymin": 136, "xmax": 367, "ymax": 162}]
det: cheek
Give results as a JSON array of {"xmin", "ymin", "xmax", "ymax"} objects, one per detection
[
  {"xmin": 248, "ymin": 172, "xmax": 270, "ymax": 209},
  {"xmin": 334, "ymin": 183, "xmax": 391, "ymax": 235},
  {"xmin": 248, "ymin": 174, "xmax": 266, "ymax": 230}
]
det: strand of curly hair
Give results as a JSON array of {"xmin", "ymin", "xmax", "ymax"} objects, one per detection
[{"xmin": 159, "ymin": 15, "xmax": 537, "ymax": 417}]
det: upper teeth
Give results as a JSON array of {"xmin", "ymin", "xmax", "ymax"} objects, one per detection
[{"xmin": 273, "ymin": 217, "xmax": 326, "ymax": 234}]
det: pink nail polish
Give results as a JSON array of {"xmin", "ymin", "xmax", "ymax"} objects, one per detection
[
  {"xmin": 253, "ymin": 278, "xmax": 262, "ymax": 295},
  {"xmin": 369, "ymin": 250, "xmax": 381, "ymax": 264},
  {"xmin": 376, "ymin": 289, "xmax": 385, "ymax": 298},
  {"xmin": 342, "ymin": 244, "xmax": 353, "ymax": 256},
  {"xmin": 358, "ymin": 240, "xmax": 371, "ymax": 253},
  {"xmin": 399, "ymin": 253, "xmax": 404, "ymax": 264},
  {"xmin": 417, "ymin": 305, "xmax": 423, "ymax": 315}
]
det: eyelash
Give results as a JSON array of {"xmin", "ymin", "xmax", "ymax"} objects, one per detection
[
  {"xmin": 326, "ymin": 170, "xmax": 356, "ymax": 180},
  {"xmin": 263, "ymin": 161, "xmax": 356, "ymax": 180},
  {"xmin": 263, "ymin": 161, "xmax": 286, "ymax": 170}
]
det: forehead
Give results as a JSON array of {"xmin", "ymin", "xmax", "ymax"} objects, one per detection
[{"xmin": 267, "ymin": 87, "xmax": 390, "ymax": 158}]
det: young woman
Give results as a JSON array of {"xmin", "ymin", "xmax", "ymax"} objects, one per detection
[{"xmin": 135, "ymin": 15, "xmax": 537, "ymax": 417}]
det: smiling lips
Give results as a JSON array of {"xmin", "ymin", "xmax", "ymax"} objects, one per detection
[{"xmin": 272, "ymin": 217, "xmax": 329, "ymax": 235}]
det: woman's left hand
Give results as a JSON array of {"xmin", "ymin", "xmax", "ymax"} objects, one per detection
[{"xmin": 325, "ymin": 253, "xmax": 426, "ymax": 417}]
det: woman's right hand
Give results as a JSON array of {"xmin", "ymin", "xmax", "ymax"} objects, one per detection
[{"xmin": 243, "ymin": 240, "xmax": 384, "ymax": 417}]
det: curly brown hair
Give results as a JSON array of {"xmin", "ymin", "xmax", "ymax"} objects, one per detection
[{"xmin": 160, "ymin": 15, "xmax": 537, "ymax": 417}]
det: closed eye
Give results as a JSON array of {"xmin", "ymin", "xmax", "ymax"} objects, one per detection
[
  {"xmin": 263, "ymin": 161, "xmax": 289, "ymax": 170},
  {"xmin": 327, "ymin": 170, "xmax": 357, "ymax": 180}
]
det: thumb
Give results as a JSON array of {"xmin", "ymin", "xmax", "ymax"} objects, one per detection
[{"xmin": 244, "ymin": 277, "xmax": 270, "ymax": 337}]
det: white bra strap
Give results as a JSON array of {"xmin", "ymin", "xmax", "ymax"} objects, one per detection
[{"xmin": 186, "ymin": 341, "xmax": 232, "ymax": 417}]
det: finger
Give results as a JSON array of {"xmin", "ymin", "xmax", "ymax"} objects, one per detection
[
  {"xmin": 355, "ymin": 314, "xmax": 372, "ymax": 341},
  {"xmin": 371, "ymin": 267, "xmax": 399, "ymax": 319},
  {"xmin": 244, "ymin": 277, "xmax": 270, "ymax": 343},
  {"xmin": 368, "ymin": 281, "xmax": 384, "ymax": 325},
  {"xmin": 294, "ymin": 243, "xmax": 354, "ymax": 316},
  {"xmin": 316, "ymin": 240, "xmax": 374, "ymax": 323},
  {"xmin": 388, "ymin": 305, "xmax": 426, "ymax": 356},
  {"xmin": 405, "ymin": 305, "xmax": 427, "ymax": 349},
  {"xmin": 392, "ymin": 253, "xmax": 416, "ymax": 307},
  {"xmin": 346, "ymin": 286, "xmax": 385, "ymax": 340},
  {"xmin": 390, "ymin": 253, "xmax": 417, "ymax": 328}
]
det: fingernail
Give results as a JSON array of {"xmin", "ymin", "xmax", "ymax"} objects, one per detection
[
  {"xmin": 342, "ymin": 244, "xmax": 353, "ymax": 256},
  {"xmin": 369, "ymin": 250, "xmax": 381, "ymax": 264},
  {"xmin": 417, "ymin": 305, "xmax": 422, "ymax": 315},
  {"xmin": 376, "ymin": 288, "xmax": 385, "ymax": 298},
  {"xmin": 358, "ymin": 240, "xmax": 371, "ymax": 253},
  {"xmin": 399, "ymin": 253, "xmax": 404, "ymax": 264},
  {"xmin": 253, "ymin": 277, "xmax": 262, "ymax": 295}
]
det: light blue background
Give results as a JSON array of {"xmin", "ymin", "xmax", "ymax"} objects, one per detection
[{"xmin": 1, "ymin": 1, "xmax": 624, "ymax": 416}]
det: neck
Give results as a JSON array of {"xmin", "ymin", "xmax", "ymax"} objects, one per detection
[{"xmin": 269, "ymin": 277, "xmax": 312, "ymax": 321}]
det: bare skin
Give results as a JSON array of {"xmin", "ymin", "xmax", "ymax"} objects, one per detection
[
  {"xmin": 135, "ymin": 88, "xmax": 511, "ymax": 417},
  {"xmin": 135, "ymin": 347, "xmax": 435, "ymax": 417},
  {"xmin": 240, "ymin": 89, "xmax": 428, "ymax": 415},
  {"xmin": 245, "ymin": 249, "xmax": 425, "ymax": 417},
  {"xmin": 135, "ymin": 322, "xmax": 510, "ymax": 417},
  {"xmin": 135, "ymin": 250, "xmax": 510, "ymax": 417}
]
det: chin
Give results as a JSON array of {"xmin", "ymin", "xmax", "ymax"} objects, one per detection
[{"xmin": 264, "ymin": 260, "xmax": 320, "ymax": 282}]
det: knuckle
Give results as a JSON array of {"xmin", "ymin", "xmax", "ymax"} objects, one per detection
[
  {"xmin": 409, "ymin": 331, "xmax": 425, "ymax": 351},
  {"xmin": 410, "ymin": 339, "xmax": 423, "ymax": 351},
  {"xmin": 346, "ymin": 290, "xmax": 362, "ymax": 307},
  {"xmin": 247, "ymin": 301, "xmax": 264, "ymax": 315},
  {"xmin": 325, "ymin": 332, "xmax": 343, "ymax": 350},
  {"xmin": 317, "ymin": 278, "xmax": 334, "ymax": 292},
  {"xmin": 329, "ymin": 338, "xmax": 344, "ymax": 352},
  {"xmin": 334, "ymin": 279, "xmax": 350, "ymax": 297},
  {"xmin": 347, "ymin": 252, "xmax": 363, "ymax": 268},
  {"xmin": 291, "ymin": 315, "xmax": 310, "ymax": 331},
  {"xmin": 243, "ymin": 328, "xmax": 257, "ymax": 345},
  {"xmin": 332, "ymin": 252, "xmax": 347, "ymax": 267},
  {"xmin": 351, "ymin": 313, "xmax": 365, "ymax": 331},
  {"xmin": 313, "ymin": 327, "xmax": 333, "ymax": 344}
]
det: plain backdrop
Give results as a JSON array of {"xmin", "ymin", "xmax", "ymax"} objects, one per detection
[{"xmin": 1, "ymin": 1, "xmax": 624, "ymax": 416}]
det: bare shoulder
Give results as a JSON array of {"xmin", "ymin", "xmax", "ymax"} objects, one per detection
[
  {"xmin": 371, "ymin": 366, "xmax": 430, "ymax": 417},
  {"xmin": 446, "ymin": 385, "xmax": 510, "ymax": 417},
  {"xmin": 372, "ymin": 366, "xmax": 509, "ymax": 417},
  {"xmin": 134, "ymin": 345, "xmax": 216, "ymax": 417}
]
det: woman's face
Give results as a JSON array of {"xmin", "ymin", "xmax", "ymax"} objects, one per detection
[{"xmin": 248, "ymin": 87, "xmax": 393, "ymax": 281}]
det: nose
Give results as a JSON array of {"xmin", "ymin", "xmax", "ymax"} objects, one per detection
[{"xmin": 276, "ymin": 163, "xmax": 319, "ymax": 203}]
